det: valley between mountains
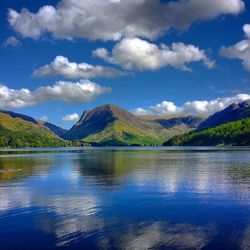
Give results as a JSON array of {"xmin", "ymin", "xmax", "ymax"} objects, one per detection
[{"xmin": 0, "ymin": 101, "xmax": 250, "ymax": 148}]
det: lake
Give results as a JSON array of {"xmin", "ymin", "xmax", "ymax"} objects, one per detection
[{"xmin": 0, "ymin": 147, "xmax": 250, "ymax": 250}]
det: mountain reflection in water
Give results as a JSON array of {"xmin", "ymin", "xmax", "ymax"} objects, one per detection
[{"xmin": 0, "ymin": 148, "xmax": 249, "ymax": 249}]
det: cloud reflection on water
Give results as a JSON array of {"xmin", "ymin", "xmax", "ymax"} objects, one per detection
[
  {"xmin": 118, "ymin": 222, "xmax": 216, "ymax": 250},
  {"xmin": 0, "ymin": 150, "xmax": 250, "ymax": 249}
]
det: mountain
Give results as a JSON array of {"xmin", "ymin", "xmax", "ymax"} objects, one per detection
[
  {"xmin": 141, "ymin": 114, "xmax": 205, "ymax": 130},
  {"xmin": 0, "ymin": 110, "xmax": 37, "ymax": 124},
  {"xmin": 0, "ymin": 104, "xmax": 207, "ymax": 147},
  {"xmin": 164, "ymin": 117, "xmax": 250, "ymax": 146},
  {"xmin": 198, "ymin": 100, "xmax": 250, "ymax": 130},
  {"xmin": 0, "ymin": 112, "xmax": 69, "ymax": 148},
  {"xmin": 63, "ymin": 104, "xmax": 159, "ymax": 145},
  {"xmin": 37, "ymin": 121, "xmax": 68, "ymax": 137},
  {"xmin": 63, "ymin": 104, "xmax": 205, "ymax": 146},
  {"xmin": 0, "ymin": 110, "xmax": 68, "ymax": 137},
  {"xmin": 164, "ymin": 100, "xmax": 250, "ymax": 146}
]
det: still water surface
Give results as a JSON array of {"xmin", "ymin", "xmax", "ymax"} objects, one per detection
[{"xmin": 0, "ymin": 147, "xmax": 250, "ymax": 250}]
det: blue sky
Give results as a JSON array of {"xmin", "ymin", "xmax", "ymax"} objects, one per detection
[{"xmin": 0, "ymin": 0, "xmax": 250, "ymax": 128}]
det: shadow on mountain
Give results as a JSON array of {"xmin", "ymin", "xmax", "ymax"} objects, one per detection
[{"xmin": 156, "ymin": 116, "xmax": 204, "ymax": 129}]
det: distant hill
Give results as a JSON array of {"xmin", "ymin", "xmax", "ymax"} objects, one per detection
[
  {"xmin": 5, "ymin": 99, "xmax": 250, "ymax": 147},
  {"xmin": 198, "ymin": 100, "xmax": 250, "ymax": 130},
  {"xmin": 164, "ymin": 117, "xmax": 250, "ymax": 146},
  {"xmin": 0, "ymin": 110, "xmax": 37, "ymax": 124},
  {"xmin": 0, "ymin": 110, "xmax": 68, "ymax": 137},
  {"xmin": 164, "ymin": 100, "xmax": 250, "ymax": 146},
  {"xmin": 37, "ymin": 121, "xmax": 68, "ymax": 137},
  {"xmin": 142, "ymin": 114, "xmax": 205, "ymax": 130},
  {"xmin": 0, "ymin": 112, "xmax": 69, "ymax": 148},
  {"xmin": 63, "ymin": 104, "xmax": 205, "ymax": 146}
]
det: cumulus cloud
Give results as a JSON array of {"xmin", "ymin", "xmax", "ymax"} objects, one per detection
[
  {"xmin": 62, "ymin": 113, "xmax": 79, "ymax": 123},
  {"xmin": 8, "ymin": 0, "xmax": 244, "ymax": 41},
  {"xmin": 133, "ymin": 94, "xmax": 250, "ymax": 115},
  {"xmin": 0, "ymin": 80, "xmax": 111, "ymax": 109},
  {"xmin": 93, "ymin": 48, "xmax": 109, "ymax": 60},
  {"xmin": 93, "ymin": 38, "xmax": 215, "ymax": 71},
  {"xmin": 243, "ymin": 24, "xmax": 250, "ymax": 38},
  {"xmin": 33, "ymin": 56, "xmax": 123, "ymax": 79},
  {"xmin": 3, "ymin": 36, "xmax": 21, "ymax": 47},
  {"xmin": 39, "ymin": 116, "xmax": 48, "ymax": 122},
  {"xmin": 220, "ymin": 24, "xmax": 250, "ymax": 71}
]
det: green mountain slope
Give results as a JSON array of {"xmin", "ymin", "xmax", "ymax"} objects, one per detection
[
  {"xmin": 198, "ymin": 100, "xmax": 250, "ymax": 130},
  {"xmin": 64, "ymin": 104, "xmax": 205, "ymax": 146},
  {"xmin": 0, "ymin": 112, "xmax": 69, "ymax": 148},
  {"xmin": 37, "ymin": 121, "xmax": 68, "ymax": 137},
  {"xmin": 83, "ymin": 120, "xmax": 161, "ymax": 146},
  {"xmin": 141, "ymin": 114, "xmax": 206, "ymax": 140},
  {"xmin": 1, "ymin": 110, "xmax": 68, "ymax": 137},
  {"xmin": 164, "ymin": 118, "xmax": 250, "ymax": 146}
]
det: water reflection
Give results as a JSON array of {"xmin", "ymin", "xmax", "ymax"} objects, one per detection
[
  {"xmin": 118, "ymin": 222, "xmax": 216, "ymax": 250},
  {"xmin": 0, "ymin": 185, "xmax": 31, "ymax": 212},
  {"xmin": 0, "ymin": 150, "xmax": 249, "ymax": 249},
  {"xmin": 74, "ymin": 151, "xmax": 250, "ymax": 201},
  {"xmin": 240, "ymin": 224, "xmax": 250, "ymax": 249},
  {"xmin": 74, "ymin": 151, "xmax": 150, "ymax": 187},
  {"xmin": 0, "ymin": 155, "xmax": 54, "ymax": 182},
  {"xmin": 39, "ymin": 195, "xmax": 103, "ymax": 247}
]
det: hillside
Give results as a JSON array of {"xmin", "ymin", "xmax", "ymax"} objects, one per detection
[
  {"xmin": 0, "ymin": 112, "xmax": 69, "ymax": 148},
  {"xmin": 198, "ymin": 100, "xmax": 250, "ymax": 130},
  {"xmin": 63, "ymin": 104, "xmax": 160, "ymax": 145},
  {"xmin": 63, "ymin": 104, "xmax": 205, "ymax": 146},
  {"xmin": 37, "ymin": 121, "xmax": 68, "ymax": 137},
  {"xmin": 140, "ymin": 114, "xmax": 206, "ymax": 129},
  {"xmin": 0, "ymin": 110, "xmax": 68, "ymax": 137},
  {"xmin": 164, "ymin": 117, "xmax": 250, "ymax": 146}
]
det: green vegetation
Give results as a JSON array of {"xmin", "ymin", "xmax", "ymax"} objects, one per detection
[
  {"xmin": 64, "ymin": 104, "xmax": 204, "ymax": 146},
  {"xmin": 164, "ymin": 118, "xmax": 250, "ymax": 146},
  {"xmin": 2, "ymin": 102, "xmax": 249, "ymax": 148},
  {"xmin": 0, "ymin": 105, "xmax": 203, "ymax": 148},
  {"xmin": 198, "ymin": 100, "xmax": 250, "ymax": 130},
  {"xmin": 83, "ymin": 120, "xmax": 161, "ymax": 146},
  {"xmin": 0, "ymin": 113, "xmax": 70, "ymax": 148}
]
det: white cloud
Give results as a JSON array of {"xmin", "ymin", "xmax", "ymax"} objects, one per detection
[
  {"xmin": 3, "ymin": 36, "xmax": 21, "ymax": 47},
  {"xmin": 93, "ymin": 48, "xmax": 109, "ymax": 59},
  {"xmin": 39, "ymin": 116, "xmax": 48, "ymax": 122},
  {"xmin": 243, "ymin": 24, "xmax": 250, "ymax": 38},
  {"xmin": 132, "ymin": 107, "xmax": 149, "ymax": 116},
  {"xmin": 62, "ymin": 113, "xmax": 79, "ymax": 123},
  {"xmin": 33, "ymin": 56, "xmax": 123, "ymax": 79},
  {"xmin": 93, "ymin": 38, "xmax": 215, "ymax": 71},
  {"xmin": 220, "ymin": 24, "xmax": 250, "ymax": 71},
  {"xmin": 150, "ymin": 101, "xmax": 179, "ymax": 114},
  {"xmin": 8, "ymin": 0, "xmax": 244, "ymax": 41},
  {"xmin": 133, "ymin": 94, "xmax": 250, "ymax": 115},
  {"xmin": 0, "ymin": 80, "xmax": 111, "ymax": 109}
]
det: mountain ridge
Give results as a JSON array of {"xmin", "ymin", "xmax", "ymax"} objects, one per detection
[
  {"xmin": 198, "ymin": 100, "xmax": 250, "ymax": 130},
  {"xmin": 164, "ymin": 100, "xmax": 250, "ymax": 146},
  {"xmin": 0, "ymin": 112, "xmax": 68, "ymax": 148},
  {"xmin": 2, "ymin": 100, "xmax": 249, "ymax": 147},
  {"xmin": 0, "ymin": 110, "xmax": 68, "ymax": 137},
  {"xmin": 63, "ymin": 104, "xmax": 206, "ymax": 145}
]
